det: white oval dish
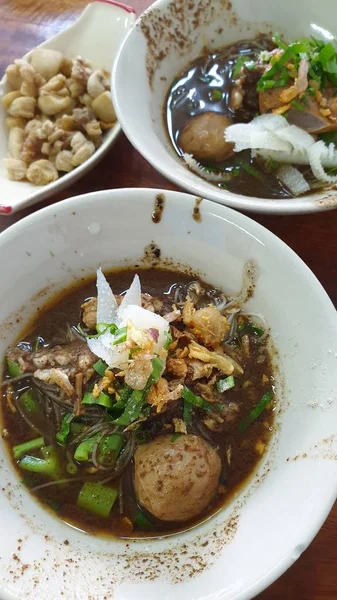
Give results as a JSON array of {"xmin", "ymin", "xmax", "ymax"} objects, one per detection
[
  {"xmin": 0, "ymin": 187, "xmax": 337, "ymax": 599},
  {"xmin": 112, "ymin": 0, "xmax": 337, "ymax": 214},
  {"xmin": 0, "ymin": 0, "xmax": 135, "ymax": 216}
]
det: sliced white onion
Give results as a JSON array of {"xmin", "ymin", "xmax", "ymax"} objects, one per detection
[
  {"xmin": 118, "ymin": 274, "xmax": 141, "ymax": 319},
  {"xmin": 87, "ymin": 271, "xmax": 169, "ymax": 369},
  {"xmin": 277, "ymin": 165, "xmax": 310, "ymax": 196},
  {"xmin": 308, "ymin": 141, "xmax": 337, "ymax": 183},
  {"xmin": 182, "ymin": 153, "xmax": 225, "ymax": 182},
  {"xmin": 275, "ymin": 124, "xmax": 314, "ymax": 150}
]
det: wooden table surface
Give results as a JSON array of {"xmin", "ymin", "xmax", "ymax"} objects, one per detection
[{"xmin": 0, "ymin": 0, "xmax": 336, "ymax": 597}]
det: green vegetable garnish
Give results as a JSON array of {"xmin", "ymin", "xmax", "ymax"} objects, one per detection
[
  {"xmin": 249, "ymin": 324, "xmax": 265, "ymax": 337},
  {"xmin": 164, "ymin": 328, "xmax": 173, "ymax": 350},
  {"xmin": 113, "ymin": 326, "xmax": 127, "ymax": 345},
  {"xmin": 13, "ymin": 436, "xmax": 45, "ymax": 460},
  {"xmin": 77, "ymin": 482, "xmax": 118, "ymax": 518},
  {"xmin": 170, "ymin": 433, "xmax": 181, "ymax": 442},
  {"xmin": 239, "ymin": 391, "xmax": 274, "ymax": 432},
  {"xmin": 7, "ymin": 359, "xmax": 22, "ymax": 378},
  {"xmin": 291, "ymin": 99, "xmax": 305, "ymax": 112},
  {"xmin": 98, "ymin": 433, "xmax": 123, "ymax": 465},
  {"xmin": 209, "ymin": 88, "xmax": 223, "ymax": 101},
  {"xmin": 66, "ymin": 463, "xmax": 78, "ymax": 475},
  {"xmin": 74, "ymin": 437, "xmax": 97, "ymax": 462},
  {"xmin": 55, "ymin": 412, "xmax": 73, "ymax": 446},
  {"xmin": 232, "ymin": 56, "xmax": 247, "ymax": 78},
  {"xmin": 216, "ymin": 376, "xmax": 235, "ymax": 393},
  {"xmin": 241, "ymin": 161, "xmax": 264, "ymax": 181},
  {"xmin": 112, "ymin": 390, "xmax": 144, "ymax": 426},
  {"xmin": 145, "ymin": 357, "xmax": 163, "ymax": 390},
  {"xmin": 183, "ymin": 401, "xmax": 192, "ymax": 426},
  {"xmin": 272, "ymin": 32, "xmax": 288, "ymax": 51},
  {"xmin": 135, "ymin": 510, "xmax": 153, "ymax": 528},
  {"xmin": 17, "ymin": 390, "xmax": 40, "ymax": 418},
  {"xmin": 266, "ymin": 158, "xmax": 279, "ymax": 170},
  {"xmin": 93, "ymin": 359, "xmax": 108, "ymax": 377},
  {"xmin": 182, "ymin": 387, "xmax": 212, "ymax": 411},
  {"xmin": 113, "ymin": 358, "xmax": 163, "ymax": 426},
  {"xmin": 82, "ymin": 390, "xmax": 112, "ymax": 409},
  {"xmin": 258, "ymin": 34, "xmax": 337, "ymax": 91},
  {"xmin": 19, "ymin": 445, "xmax": 62, "ymax": 479}
]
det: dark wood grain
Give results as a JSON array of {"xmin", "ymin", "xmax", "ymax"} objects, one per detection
[{"xmin": 0, "ymin": 1, "xmax": 336, "ymax": 598}]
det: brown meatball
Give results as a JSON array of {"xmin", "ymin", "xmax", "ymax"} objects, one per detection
[
  {"xmin": 133, "ymin": 434, "xmax": 221, "ymax": 522},
  {"xmin": 179, "ymin": 111, "xmax": 234, "ymax": 162}
]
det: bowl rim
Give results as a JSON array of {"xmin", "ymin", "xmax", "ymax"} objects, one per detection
[
  {"xmin": 1, "ymin": 187, "xmax": 337, "ymax": 600},
  {"xmin": 111, "ymin": 0, "xmax": 337, "ymax": 215}
]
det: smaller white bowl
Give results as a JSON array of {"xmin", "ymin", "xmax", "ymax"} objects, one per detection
[
  {"xmin": 0, "ymin": 0, "xmax": 135, "ymax": 215},
  {"xmin": 112, "ymin": 0, "xmax": 337, "ymax": 214}
]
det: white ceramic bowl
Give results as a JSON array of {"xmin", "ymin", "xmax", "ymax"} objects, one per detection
[
  {"xmin": 0, "ymin": 188, "xmax": 337, "ymax": 600},
  {"xmin": 0, "ymin": 0, "xmax": 135, "ymax": 215},
  {"xmin": 112, "ymin": 0, "xmax": 337, "ymax": 214}
]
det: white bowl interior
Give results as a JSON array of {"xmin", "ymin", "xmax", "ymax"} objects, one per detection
[
  {"xmin": 0, "ymin": 188, "xmax": 336, "ymax": 600},
  {"xmin": 112, "ymin": 0, "xmax": 337, "ymax": 214},
  {"xmin": 0, "ymin": 1, "xmax": 135, "ymax": 213}
]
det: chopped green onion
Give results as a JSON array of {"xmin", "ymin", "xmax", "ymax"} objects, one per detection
[
  {"xmin": 77, "ymin": 482, "xmax": 118, "ymax": 518},
  {"xmin": 112, "ymin": 390, "xmax": 144, "ymax": 426},
  {"xmin": 209, "ymin": 88, "xmax": 223, "ymax": 101},
  {"xmin": 56, "ymin": 412, "xmax": 73, "ymax": 446},
  {"xmin": 7, "ymin": 359, "xmax": 22, "ymax": 377},
  {"xmin": 98, "ymin": 433, "xmax": 123, "ymax": 465},
  {"xmin": 245, "ymin": 60, "xmax": 256, "ymax": 71},
  {"xmin": 164, "ymin": 328, "xmax": 173, "ymax": 350},
  {"xmin": 216, "ymin": 376, "xmax": 235, "ymax": 393},
  {"xmin": 97, "ymin": 322, "xmax": 117, "ymax": 335},
  {"xmin": 239, "ymin": 391, "xmax": 274, "ymax": 432},
  {"xmin": 143, "ymin": 357, "xmax": 163, "ymax": 395},
  {"xmin": 93, "ymin": 359, "xmax": 108, "ymax": 377},
  {"xmin": 112, "ymin": 326, "xmax": 127, "ymax": 345},
  {"xmin": 82, "ymin": 390, "xmax": 112, "ymax": 409},
  {"xmin": 266, "ymin": 158, "xmax": 279, "ymax": 170},
  {"xmin": 135, "ymin": 510, "xmax": 153, "ymax": 528},
  {"xmin": 74, "ymin": 437, "xmax": 96, "ymax": 462},
  {"xmin": 170, "ymin": 433, "xmax": 181, "ymax": 442},
  {"xmin": 291, "ymin": 99, "xmax": 305, "ymax": 112},
  {"xmin": 318, "ymin": 42, "xmax": 335, "ymax": 69},
  {"xmin": 114, "ymin": 382, "xmax": 132, "ymax": 405},
  {"xmin": 182, "ymin": 387, "xmax": 212, "ymax": 411},
  {"xmin": 13, "ymin": 436, "xmax": 45, "ymax": 460},
  {"xmin": 241, "ymin": 161, "xmax": 264, "ymax": 181},
  {"xmin": 272, "ymin": 32, "xmax": 288, "ymax": 50},
  {"xmin": 237, "ymin": 321, "xmax": 245, "ymax": 332},
  {"xmin": 232, "ymin": 56, "xmax": 247, "ymax": 78},
  {"xmin": 249, "ymin": 324, "xmax": 265, "ymax": 337}
]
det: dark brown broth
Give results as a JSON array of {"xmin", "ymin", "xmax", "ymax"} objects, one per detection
[
  {"xmin": 165, "ymin": 38, "xmax": 293, "ymax": 199},
  {"xmin": 1, "ymin": 268, "xmax": 275, "ymax": 538}
]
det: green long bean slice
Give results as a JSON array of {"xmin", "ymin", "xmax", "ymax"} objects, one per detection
[{"xmin": 239, "ymin": 391, "xmax": 274, "ymax": 432}]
